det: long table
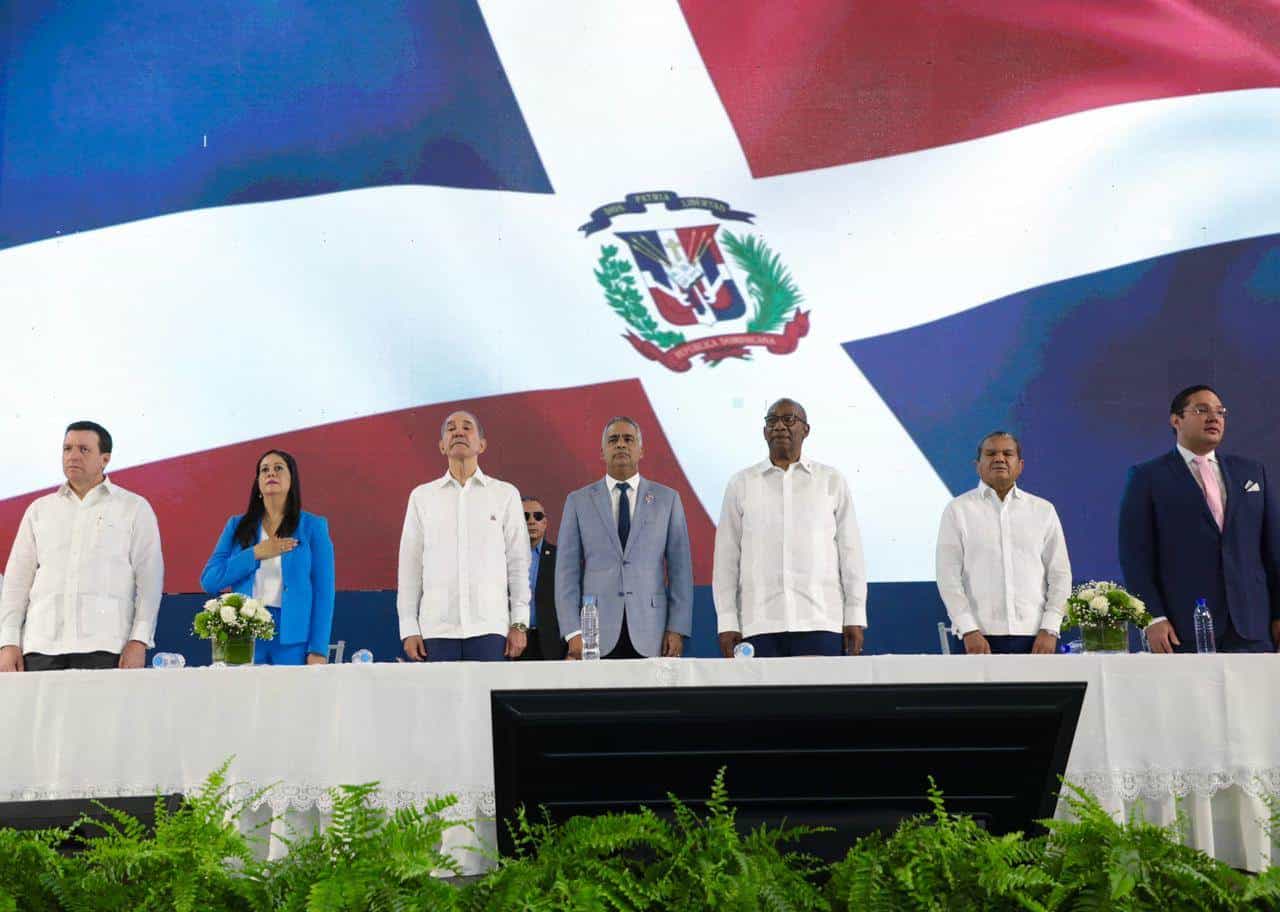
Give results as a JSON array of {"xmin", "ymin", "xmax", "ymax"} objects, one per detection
[{"xmin": 4, "ymin": 655, "xmax": 1278, "ymax": 871}]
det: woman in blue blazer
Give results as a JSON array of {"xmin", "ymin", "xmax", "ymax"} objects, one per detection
[{"xmin": 200, "ymin": 449, "xmax": 335, "ymax": 664}]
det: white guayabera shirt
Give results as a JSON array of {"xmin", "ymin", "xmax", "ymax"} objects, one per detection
[
  {"xmin": 713, "ymin": 459, "xmax": 867, "ymax": 637},
  {"xmin": 935, "ymin": 482, "xmax": 1072, "ymax": 637},
  {"xmin": 396, "ymin": 467, "xmax": 530, "ymax": 640},
  {"xmin": 0, "ymin": 479, "xmax": 164, "ymax": 655}
]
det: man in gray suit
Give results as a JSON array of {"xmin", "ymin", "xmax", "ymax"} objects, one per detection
[{"xmin": 555, "ymin": 416, "xmax": 694, "ymax": 659}]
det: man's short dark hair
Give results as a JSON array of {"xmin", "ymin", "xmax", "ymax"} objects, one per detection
[
  {"xmin": 65, "ymin": 420, "xmax": 112, "ymax": 454},
  {"xmin": 976, "ymin": 430, "xmax": 1021, "ymax": 460},
  {"xmin": 1170, "ymin": 384, "xmax": 1219, "ymax": 416},
  {"xmin": 766, "ymin": 398, "xmax": 807, "ymax": 424}
]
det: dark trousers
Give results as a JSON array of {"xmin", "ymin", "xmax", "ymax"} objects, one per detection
[
  {"xmin": 23, "ymin": 651, "xmax": 119, "ymax": 671},
  {"xmin": 424, "ymin": 634, "xmax": 506, "ymax": 662},
  {"xmin": 1217, "ymin": 616, "xmax": 1276, "ymax": 654},
  {"xmin": 605, "ymin": 613, "xmax": 642, "ymax": 659},
  {"xmin": 949, "ymin": 634, "xmax": 1037, "ymax": 655},
  {"xmin": 984, "ymin": 634, "xmax": 1038, "ymax": 654},
  {"xmin": 1170, "ymin": 615, "xmax": 1276, "ymax": 654},
  {"xmin": 517, "ymin": 630, "xmax": 566, "ymax": 661},
  {"xmin": 519, "ymin": 631, "xmax": 545, "ymax": 661},
  {"xmin": 746, "ymin": 631, "xmax": 842, "ymax": 657}
]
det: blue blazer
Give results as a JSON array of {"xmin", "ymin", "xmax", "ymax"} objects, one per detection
[
  {"xmin": 1118, "ymin": 449, "xmax": 1280, "ymax": 650},
  {"xmin": 554, "ymin": 478, "xmax": 693, "ymax": 657},
  {"xmin": 200, "ymin": 511, "xmax": 336, "ymax": 656}
]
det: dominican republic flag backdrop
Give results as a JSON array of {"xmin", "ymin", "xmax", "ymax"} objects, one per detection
[{"xmin": 2, "ymin": 1, "xmax": 1280, "ymax": 644}]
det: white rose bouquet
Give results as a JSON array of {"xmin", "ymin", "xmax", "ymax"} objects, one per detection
[
  {"xmin": 1064, "ymin": 580, "xmax": 1153, "ymax": 631},
  {"xmin": 193, "ymin": 592, "xmax": 276, "ymax": 644}
]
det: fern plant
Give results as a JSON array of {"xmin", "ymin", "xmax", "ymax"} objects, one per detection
[
  {"xmin": 647, "ymin": 768, "xmax": 829, "ymax": 911},
  {"xmin": 1039, "ymin": 783, "xmax": 1280, "ymax": 911},
  {"xmin": 52, "ymin": 760, "xmax": 267, "ymax": 912},
  {"xmin": 827, "ymin": 778, "xmax": 1049, "ymax": 912},
  {"xmin": 262, "ymin": 781, "xmax": 466, "ymax": 911},
  {"xmin": 468, "ymin": 768, "xmax": 829, "ymax": 912},
  {"xmin": 463, "ymin": 803, "xmax": 668, "ymax": 911},
  {"xmin": 0, "ymin": 824, "xmax": 68, "ymax": 912}
]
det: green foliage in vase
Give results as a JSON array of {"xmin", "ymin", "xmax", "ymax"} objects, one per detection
[{"xmin": 263, "ymin": 782, "xmax": 465, "ymax": 912}]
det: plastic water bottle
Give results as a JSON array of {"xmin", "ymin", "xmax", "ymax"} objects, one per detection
[
  {"xmin": 1193, "ymin": 598, "xmax": 1216, "ymax": 653},
  {"xmin": 151, "ymin": 652, "xmax": 186, "ymax": 669},
  {"xmin": 581, "ymin": 595, "xmax": 601, "ymax": 661},
  {"xmin": 350, "ymin": 648, "xmax": 374, "ymax": 664},
  {"xmin": 733, "ymin": 641, "xmax": 755, "ymax": 659}
]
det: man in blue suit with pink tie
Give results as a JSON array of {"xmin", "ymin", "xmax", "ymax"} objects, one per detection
[{"xmin": 1118, "ymin": 385, "xmax": 1280, "ymax": 654}]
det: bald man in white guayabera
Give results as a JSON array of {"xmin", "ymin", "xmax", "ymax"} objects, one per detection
[
  {"xmin": 935, "ymin": 431, "xmax": 1071, "ymax": 655},
  {"xmin": 714, "ymin": 399, "xmax": 868, "ymax": 658},
  {"xmin": 0, "ymin": 421, "xmax": 164, "ymax": 672},
  {"xmin": 397, "ymin": 410, "xmax": 529, "ymax": 663}
]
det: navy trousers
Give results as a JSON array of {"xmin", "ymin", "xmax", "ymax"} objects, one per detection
[
  {"xmin": 745, "ymin": 631, "xmax": 843, "ymax": 657},
  {"xmin": 424, "ymin": 634, "xmax": 506, "ymax": 662}
]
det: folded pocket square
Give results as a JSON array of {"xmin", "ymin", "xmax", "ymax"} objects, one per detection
[{"xmin": 1244, "ymin": 480, "xmax": 1262, "ymax": 492}]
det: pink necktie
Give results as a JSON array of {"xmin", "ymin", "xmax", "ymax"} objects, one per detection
[{"xmin": 1194, "ymin": 455, "xmax": 1224, "ymax": 530}]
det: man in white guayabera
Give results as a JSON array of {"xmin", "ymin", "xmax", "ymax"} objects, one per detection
[
  {"xmin": 396, "ymin": 410, "xmax": 530, "ymax": 662},
  {"xmin": 0, "ymin": 420, "xmax": 164, "ymax": 672},
  {"xmin": 935, "ymin": 430, "xmax": 1071, "ymax": 655},
  {"xmin": 714, "ymin": 398, "xmax": 868, "ymax": 658}
]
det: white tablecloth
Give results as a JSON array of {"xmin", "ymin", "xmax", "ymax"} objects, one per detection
[{"xmin": 4, "ymin": 655, "xmax": 1278, "ymax": 871}]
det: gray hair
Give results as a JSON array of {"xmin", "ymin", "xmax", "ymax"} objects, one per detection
[
  {"xmin": 601, "ymin": 416, "xmax": 643, "ymax": 448},
  {"xmin": 975, "ymin": 430, "xmax": 1022, "ymax": 460},
  {"xmin": 440, "ymin": 410, "xmax": 485, "ymax": 440}
]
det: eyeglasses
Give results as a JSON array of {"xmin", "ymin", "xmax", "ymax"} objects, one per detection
[
  {"xmin": 764, "ymin": 414, "xmax": 806, "ymax": 427},
  {"xmin": 524, "ymin": 511, "xmax": 545, "ymax": 521},
  {"xmin": 1181, "ymin": 406, "xmax": 1228, "ymax": 419}
]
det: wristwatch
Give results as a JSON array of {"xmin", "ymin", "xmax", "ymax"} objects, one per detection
[{"xmin": 510, "ymin": 622, "xmax": 529, "ymax": 632}]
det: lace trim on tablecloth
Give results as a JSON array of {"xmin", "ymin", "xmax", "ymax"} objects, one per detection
[
  {"xmin": 1070, "ymin": 767, "xmax": 1280, "ymax": 801},
  {"xmin": 3, "ymin": 782, "xmax": 497, "ymax": 819},
  {"xmin": 12, "ymin": 768, "xmax": 1279, "ymax": 810}
]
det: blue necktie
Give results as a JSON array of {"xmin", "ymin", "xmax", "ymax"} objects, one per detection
[{"xmin": 616, "ymin": 481, "xmax": 631, "ymax": 549}]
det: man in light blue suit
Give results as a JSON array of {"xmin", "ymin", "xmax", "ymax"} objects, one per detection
[{"xmin": 555, "ymin": 416, "xmax": 693, "ymax": 659}]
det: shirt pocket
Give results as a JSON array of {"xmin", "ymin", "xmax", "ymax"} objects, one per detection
[
  {"xmin": 93, "ymin": 515, "xmax": 132, "ymax": 563},
  {"xmin": 78, "ymin": 594, "xmax": 126, "ymax": 640}
]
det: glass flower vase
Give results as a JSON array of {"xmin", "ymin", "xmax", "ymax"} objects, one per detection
[
  {"xmin": 211, "ymin": 634, "xmax": 255, "ymax": 666},
  {"xmin": 1080, "ymin": 622, "xmax": 1128, "ymax": 654}
]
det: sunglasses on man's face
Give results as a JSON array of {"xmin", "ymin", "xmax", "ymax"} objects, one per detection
[{"xmin": 524, "ymin": 511, "xmax": 545, "ymax": 521}]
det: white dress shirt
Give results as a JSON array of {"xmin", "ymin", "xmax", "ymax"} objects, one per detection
[
  {"xmin": 253, "ymin": 528, "xmax": 284, "ymax": 608},
  {"xmin": 396, "ymin": 467, "xmax": 530, "ymax": 640},
  {"xmin": 935, "ymin": 482, "xmax": 1072, "ymax": 637},
  {"xmin": 1177, "ymin": 443, "xmax": 1227, "ymax": 506},
  {"xmin": 713, "ymin": 458, "xmax": 867, "ymax": 636},
  {"xmin": 0, "ymin": 479, "xmax": 165, "ymax": 654},
  {"xmin": 605, "ymin": 473, "xmax": 640, "ymax": 526}
]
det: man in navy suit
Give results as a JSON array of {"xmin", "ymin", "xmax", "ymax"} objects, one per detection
[
  {"xmin": 519, "ymin": 496, "xmax": 564, "ymax": 660},
  {"xmin": 555, "ymin": 416, "xmax": 693, "ymax": 659},
  {"xmin": 1119, "ymin": 385, "xmax": 1280, "ymax": 653}
]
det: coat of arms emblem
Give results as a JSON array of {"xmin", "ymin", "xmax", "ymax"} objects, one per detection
[{"xmin": 581, "ymin": 191, "xmax": 809, "ymax": 371}]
